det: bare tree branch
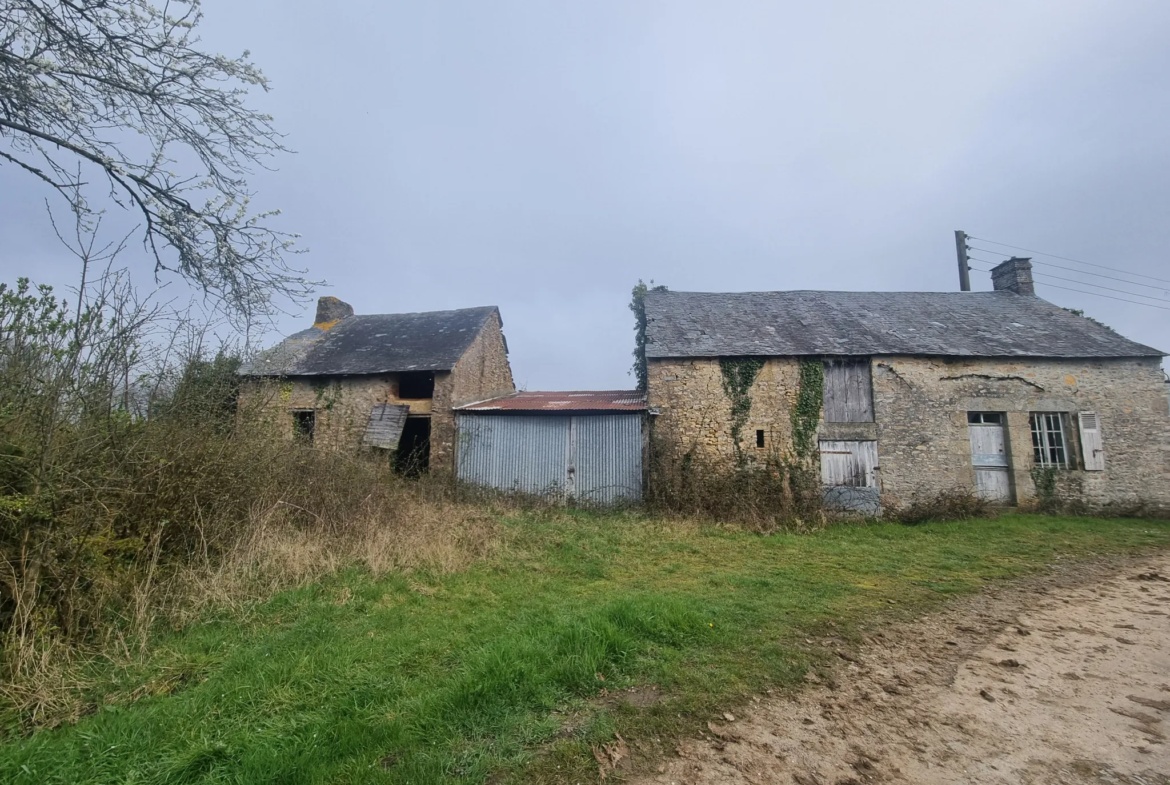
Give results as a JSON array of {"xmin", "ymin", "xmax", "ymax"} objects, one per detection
[{"xmin": 0, "ymin": 0, "xmax": 313, "ymax": 322}]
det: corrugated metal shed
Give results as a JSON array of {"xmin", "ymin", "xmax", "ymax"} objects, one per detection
[
  {"xmin": 362, "ymin": 404, "xmax": 410, "ymax": 450},
  {"xmin": 645, "ymin": 290, "xmax": 1164, "ymax": 359},
  {"xmin": 240, "ymin": 306, "xmax": 501, "ymax": 376},
  {"xmin": 456, "ymin": 392, "xmax": 645, "ymax": 505},
  {"xmin": 457, "ymin": 390, "xmax": 646, "ymax": 412}
]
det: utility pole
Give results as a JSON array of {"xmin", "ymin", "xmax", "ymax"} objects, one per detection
[{"xmin": 954, "ymin": 230, "xmax": 971, "ymax": 291}]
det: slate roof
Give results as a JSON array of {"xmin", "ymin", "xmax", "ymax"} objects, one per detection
[
  {"xmin": 240, "ymin": 306, "xmax": 500, "ymax": 376},
  {"xmin": 644, "ymin": 290, "xmax": 1164, "ymax": 359}
]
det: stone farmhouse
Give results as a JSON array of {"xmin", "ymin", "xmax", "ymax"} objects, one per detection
[
  {"xmin": 643, "ymin": 258, "xmax": 1170, "ymax": 513},
  {"xmin": 238, "ymin": 297, "xmax": 514, "ymax": 470}
]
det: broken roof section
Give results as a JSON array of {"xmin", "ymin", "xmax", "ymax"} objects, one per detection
[
  {"xmin": 241, "ymin": 304, "xmax": 502, "ymax": 376},
  {"xmin": 457, "ymin": 391, "xmax": 646, "ymax": 412},
  {"xmin": 644, "ymin": 290, "xmax": 1164, "ymax": 359}
]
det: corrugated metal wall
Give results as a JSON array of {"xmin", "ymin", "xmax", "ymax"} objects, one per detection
[
  {"xmin": 457, "ymin": 415, "xmax": 570, "ymax": 495},
  {"xmin": 456, "ymin": 413, "xmax": 643, "ymax": 504},
  {"xmin": 573, "ymin": 415, "xmax": 643, "ymax": 505}
]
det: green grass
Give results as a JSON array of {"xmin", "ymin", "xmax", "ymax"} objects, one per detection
[{"xmin": 2, "ymin": 513, "xmax": 1168, "ymax": 784}]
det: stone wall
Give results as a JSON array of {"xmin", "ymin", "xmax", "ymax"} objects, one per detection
[
  {"xmin": 647, "ymin": 355, "xmax": 1170, "ymax": 511},
  {"xmin": 647, "ymin": 357, "xmax": 803, "ymax": 465},
  {"xmin": 238, "ymin": 372, "xmax": 444, "ymax": 454},
  {"xmin": 872, "ymin": 355, "xmax": 1170, "ymax": 510},
  {"xmin": 432, "ymin": 310, "xmax": 515, "ymax": 469},
  {"xmin": 238, "ymin": 311, "xmax": 514, "ymax": 472}
]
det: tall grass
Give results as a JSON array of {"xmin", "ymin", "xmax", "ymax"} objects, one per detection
[
  {"xmin": 644, "ymin": 436, "xmax": 826, "ymax": 532},
  {"xmin": 0, "ymin": 271, "xmax": 502, "ymax": 730}
]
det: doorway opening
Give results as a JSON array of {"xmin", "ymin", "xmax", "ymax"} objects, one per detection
[{"xmin": 395, "ymin": 416, "xmax": 431, "ymax": 474}]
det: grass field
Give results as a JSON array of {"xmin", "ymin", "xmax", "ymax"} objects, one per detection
[{"xmin": 2, "ymin": 512, "xmax": 1167, "ymax": 784}]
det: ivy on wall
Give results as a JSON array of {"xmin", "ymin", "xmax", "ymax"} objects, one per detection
[
  {"xmin": 1031, "ymin": 466, "xmax": 1056, "ymax": 509},
  {"xmin": 791, "ymin": 358, "xmax": 823, "ymax": 462},
  {"xmin": 629, "ymin": 280, "xmax": 668, "ymax": 392},
  {"xmin": 720, "ymin": 358, "xmax": 764, "ymax": 465}
]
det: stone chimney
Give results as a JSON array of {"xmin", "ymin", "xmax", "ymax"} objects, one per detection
[
  {"xmin": 314, "ymin": 296, "xmax": 354, "ymax": 326},
  {"xmin": 990, "ymin": 257, "xmax": 1035, "ymax": 296}
]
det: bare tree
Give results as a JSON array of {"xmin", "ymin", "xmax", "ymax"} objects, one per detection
[{"xmin": 0, "ymin": 0, "xmax": 311, "ymax": 320}]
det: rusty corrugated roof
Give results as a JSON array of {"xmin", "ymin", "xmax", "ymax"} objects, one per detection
[{"xmin": 456, "ymin": 390, "xmax": 646, "ymax": 412}]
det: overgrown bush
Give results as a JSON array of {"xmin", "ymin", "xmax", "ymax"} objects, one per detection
[
  {"xmin": 645, "ymin": 437, "xmax": 825, "ymax": 532},
  {"xmin": 0, "ymin": 270, "xmax": 501, "ymax": 730},
  {"xmin": 885, "ymin": 490, "xmax": 995, "ymax": 525}
]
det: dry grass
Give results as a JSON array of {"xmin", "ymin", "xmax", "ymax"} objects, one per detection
[
  {"xmin": 0, "ymin": 413, "xmax": 509, "ymax": 732},
  {"xmin": 178, "ymin": 498, "xmax": 502, "ymax": 620}
]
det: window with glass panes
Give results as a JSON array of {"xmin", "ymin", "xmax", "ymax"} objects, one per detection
[{"xmin": 1030, "ymin": 412, "xmax": 1068, "ymax": 468}]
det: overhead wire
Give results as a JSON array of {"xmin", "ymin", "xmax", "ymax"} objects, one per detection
[
  {"xmin": 964, "ymin": 263, "xmax": 1170, "ymax": 311},
  {"xmin": 967, "ymin": 235, "xmax": 1170, "ymax": 286},
  {"xmin": 965, "ymin": 253, "xmax": 1170, "ymax": 303},
  {"xmin": 968, "ymin": 246, "xmax": 1170, "ymax": 289}
]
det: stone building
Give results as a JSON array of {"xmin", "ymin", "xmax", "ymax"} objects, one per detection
[
  {"xmin": 239, "ymin": 296, "xmax": 514, "ymax": 470},
  {"xmin": 644, "ymin": 258, "xmax": 1170, "ymax": 513}
]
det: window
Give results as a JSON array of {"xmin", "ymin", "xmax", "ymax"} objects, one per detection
[
  {"xmin": 292, "ymin": 410, "xmax": 315, "ymax": 442},
  {"xmin": 398, "ymin": 371, "xmax": 435, "ymax": 399},
  {"xmin": 967, "ymin": 412, "xmax": 1003, "ymax": 424},
  {"xmin": 756, "ymin": 429, "xmax": 766, "ymax": 448},
  {"xmin": 1030, "ymin": 412, "xmax": 1068, "ymax": 468}
]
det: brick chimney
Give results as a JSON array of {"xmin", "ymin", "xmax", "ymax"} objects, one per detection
[
  {"xmin": 314, "ymin": 296, "xmax": 354, "ymax": 326},
  {"xmin": 990, "ymin": 257, "xmax": 1035, "ymax": 296}
]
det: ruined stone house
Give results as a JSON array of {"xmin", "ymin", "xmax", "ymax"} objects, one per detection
[
  {"xmin": 644, "ymin": 258, "xmax": 1170, "ymax": 513},
  {"xmin": 238, "ymin": 297, "xmax": 514, "ymax": 470}
]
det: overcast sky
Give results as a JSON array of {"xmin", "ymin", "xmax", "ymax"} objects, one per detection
[{"xmin": 3, "ymin": 1, "xmax": 1169, "ymax": 390}]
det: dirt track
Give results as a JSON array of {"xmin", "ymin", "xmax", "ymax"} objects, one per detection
[{"xmin": 636, "ymin": 554, "xmax": 1170, "ymax": 785}]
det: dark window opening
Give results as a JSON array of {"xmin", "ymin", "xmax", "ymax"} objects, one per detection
[
  {"xmin": 756, "ymin": 429, "xmax": 766, "ymax": 448},
  {"xmin": 292, "ymin": 410, "xmax": 315, "ymax": 443},
  {"xmin": 395, "ymin": 417, "xmax": 431, "ymax": 475},
  {"xmin": 1030, "ymin": 412, "xmax": 1069, "ymax": 468},
  {"xmin": 398, "ymin": 372, "xmax": 435, "ymax": 399},
  {"xmin": 967, "ymin": 412, "xmax": 1003, "ymax": 424}
]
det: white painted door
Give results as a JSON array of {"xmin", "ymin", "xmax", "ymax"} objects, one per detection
[{"xmin": 968, "ymin": 415, "xmax": 1012, "ymax": 502}]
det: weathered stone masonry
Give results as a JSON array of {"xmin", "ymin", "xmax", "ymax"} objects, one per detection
[
  {"xmin": 239, "ymin": 306, "xmax": 514, "ymax": 471},
  {"xmin": 647, "ymin": 354, "xmax": 1170, "ymax": 511},
  {"xmin": 872, "ymin": 355, "xmax": 1170, "ymax": 509}
]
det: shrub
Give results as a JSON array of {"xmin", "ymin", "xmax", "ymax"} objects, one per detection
[
  {"xmin": 644, "ymin": 437, "xmax": 825, "ymax": 533},
  {"xmin": 886, "ymin": 490, "xmax": 995, "ymax": 526}
]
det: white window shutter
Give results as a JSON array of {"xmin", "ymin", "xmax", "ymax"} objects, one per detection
[{"xmin": 1078, "ymin": 412, "xmax": 1105, "ymax": 471}]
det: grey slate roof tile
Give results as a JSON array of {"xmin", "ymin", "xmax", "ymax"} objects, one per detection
[
  {"xmin": 644, "ymin": 290, "xmax": 1164, "ymax": 359},
  {"xmin": 240, "ymin": 306, "xmax": 499, "ymax": 376}
]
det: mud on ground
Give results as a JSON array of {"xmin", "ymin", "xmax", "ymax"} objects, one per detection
[{"xmin": 635, "ymin": 554, "xmax": 1170, "ymax": 785}]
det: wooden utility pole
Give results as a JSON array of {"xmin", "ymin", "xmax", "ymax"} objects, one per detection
[{"xmin": 954, "ymin": 230, "xmax": 971, "ymax": 291}]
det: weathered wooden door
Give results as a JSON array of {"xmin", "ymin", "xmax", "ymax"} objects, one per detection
[{"xmin": 968, "ymin": 413, "xmax": 1012, "ymax": 502}]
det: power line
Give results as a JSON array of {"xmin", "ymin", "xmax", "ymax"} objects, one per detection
[
  {"xmin": 1031, "ymin": 282, "xmax": 1170, "ymax": 312},
  {"xmin": 967, "ymin": 253, "xmax": 1170, "ymax": 302},
  {"xmin": 967, "ymin": 235, "xmax": 1170, "ymax": 286},
  {"xmin": 1032, "ymin": 272, "xmax": 1170, "ymax": 303},
  {"xmin": 966, "ymin": 264, "xmax": 1170, "ymax": 311},
  {"xmin": 968, "ymin": 246, "xmax": 1170, "ymax": 290}
]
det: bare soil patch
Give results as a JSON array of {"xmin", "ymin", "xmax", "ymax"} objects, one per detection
[{"xmin": 637, "ymin": 554, "xmax": 1170, "ymax": 785}]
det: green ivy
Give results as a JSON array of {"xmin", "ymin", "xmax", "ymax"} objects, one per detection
[
  {"xmin": 720, "ymin": 358, "xmax": 764, "ymax": 465},
  {"xmin": 791, "ymin": 359, "xmax": 823, "ymax": 462},
  {"xmin": 629, "ymin": 280, "xmax": 667, "ymax": 392},
  {"xmin": 1031, "ymin": 466, "xmax": 1056, "ymax": 502}
]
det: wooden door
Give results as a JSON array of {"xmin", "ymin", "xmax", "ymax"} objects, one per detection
[{"xmin": 968, "ymin": 413, "xmax": 1012, "ymax": 502}]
